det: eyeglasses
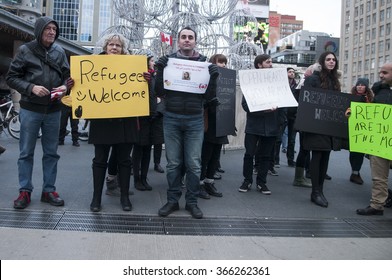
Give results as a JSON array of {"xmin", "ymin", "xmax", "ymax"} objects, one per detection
[
  {"xmin": 326, "ymin": 58, "xmax": 336, "ymax": 62},
  {"xmin": 108, "ymin": 43, "xmax": 122, "ymax": 48}
]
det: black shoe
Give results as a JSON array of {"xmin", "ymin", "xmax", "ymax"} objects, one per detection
[
  {"xmin": 288, "ymin": 160, "xmax": 296, "ymax": 167},
  {"xmin": 268, "ymin": 168, "xmax": 278, "ymax": 176},
  {"xmin": 216, "ymin": 167, "xmax": 225, "ymax": 173},
  {"xmin": 120, "ymin": 196, "xmax": 132, "ymax": 211},
  {"xmin": 185, "ymin": 204, "xmax": 203, "ymax": 219},
  {"xmin": 158, "ymin": 202, "xmax": 180, "ymax": 217},
  {"xmin": 58, "ymin": 140, "xmax": 64, "ymax": 145},
  {"xmin": 325, "ymin": 174, "xmax": 332, "ymax": 180},
  {"xmin": 350, "ymin": 173, "xmax": 364, "ymax": 185},
  {"xmin": 90, "ymin": 201, "xmax": 102, "ymax": 212},
  {"xmin": 13, "ymin": 191, "xmax": 31, "ymax": 209},
  {"xmin": 135, "ymin": 180, "xmax": 146, "ymax": 191},
  {"xmin": 154, "ymin": 164, "xmax": 164, "ymax": 173},
  {"xmin": 72, "ymin": 141, "xmax": 80, "ymax": 147},
  {"xmin": 311, "ymin": 192, "xmax": 328, "ymax": 208},
  {"xmin": 204, "ymin": 182, "xmax": 223, "ymax": 197},
  {"xmin": 239, "ymin": 181, "xmax": 251, "ymax": 192},
  {"xmin": 40, "ymin": 191, "xmax": 64, "ymax": 206},
  {"xmin": 141, "ymin": 179, "xmax": 153, "ymax": 191},
  {"xmin": 356, "ymin": 206, "xmax": 383, "ymax": 216},
  {"xmin": 0, "ymin": 145, "xmax": 6, "ymax": 154},
  {"xmin": 213, "ymin": 172, "xmax": 222, "ymax": 180},
  {"xmin": 257, "ymin": 184, "xmax": 271, "ymax": 195},
  {"xmin": 198, "ymin": 185, "xmax": 210, "ymax": 199},
  {"xmin": 305, "ymin": 170, "xmax": 311, "ymax": 179}
]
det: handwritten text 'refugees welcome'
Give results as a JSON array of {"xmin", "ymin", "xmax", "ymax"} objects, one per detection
[{"xmin": 76, "ymin": 60, "xmax": 147, "ymax": 103}]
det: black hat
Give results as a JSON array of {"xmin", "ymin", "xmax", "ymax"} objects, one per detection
[
  {"xmin": 356, "ymin": 78, "xmax": 369, "ymax": 87},
  {"xmin": 287, "ymin": 67, "xmax": 295, "ymax": 72}
]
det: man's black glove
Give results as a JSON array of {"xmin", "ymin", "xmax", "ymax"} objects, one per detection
[
  {"xmin": 204, "ymin": 97, "xmax": 220, "ymax": 108},
  {"xmin": 208, "ymin": 64, "xmax": 219, "ymax": 79},
  {"xmin": 156, "ymin": 55, "xmax": 169, "ymax": 69}
]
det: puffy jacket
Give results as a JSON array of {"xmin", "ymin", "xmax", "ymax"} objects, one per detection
[
  {"xmin": 6, "ymin": 16, "xmax": 69, "ymax": 114},
  {"xmin": 372, "ymin": 81, "xmax": 392, "ymax": 105},
  {"xmin": 155, "ymin": 51, "xmax": 217, "ymax": 115}
]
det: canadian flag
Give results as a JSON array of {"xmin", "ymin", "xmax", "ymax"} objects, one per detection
[{"xmin": 160, "ymin": 32, "xmax": 172, "ymax": 46}]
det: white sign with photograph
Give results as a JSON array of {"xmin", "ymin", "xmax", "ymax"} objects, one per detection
[
  {"xmin": 163, "ymin": 58, "xmax": 210, "ymax": 94},
  {"xmin": 239, "ymin": 68, "xmax": 298, "ymax": 112}
]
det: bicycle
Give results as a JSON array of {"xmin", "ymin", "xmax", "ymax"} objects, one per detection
[{"xmin": 0, "ymin": 91, "xmax": 20, "ymax": 139}]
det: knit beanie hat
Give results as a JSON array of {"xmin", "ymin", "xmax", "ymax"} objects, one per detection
[{"xmin": 356, "ymin": 78, "xmax": 369, "ymax": 87}]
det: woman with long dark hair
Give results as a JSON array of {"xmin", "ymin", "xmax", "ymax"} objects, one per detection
[{"xmin": 303, "ymin": 51, "xmax": 342, "ymax": 208}]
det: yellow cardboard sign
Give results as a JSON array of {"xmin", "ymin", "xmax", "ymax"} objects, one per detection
[
  {"xmin": 349, "ymin": 102, "xmax": 392, "ymax": 160},
  {"xmin": 70, "ymin": 55, "xmax": 149, "ymax": 119}
]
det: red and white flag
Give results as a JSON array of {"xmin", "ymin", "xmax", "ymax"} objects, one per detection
[{"xmin": 160, "ymin": 32, "xmax": 172, "ymax": 46}]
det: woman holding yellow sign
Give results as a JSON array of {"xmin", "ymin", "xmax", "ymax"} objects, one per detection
[{"xmin": 87, "ymin": 33, "xmax": 139, "ymax": 212}]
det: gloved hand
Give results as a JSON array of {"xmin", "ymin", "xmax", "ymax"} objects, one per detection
[
  {"xmin": 66, "ymin": 77, "xmax": 74, "ymax": 91},
  {"xmin": 156, "ymin": 55, "xmax": 169, "ymax": 69},
  {"xmin": 204, "ymin": 97, "xmax": 220, "ymax": 108},
  {"xmin": 208, "ymin": 64, "xmax": 219, "ymax": 79},
  {"xmin": 143, "ymin": 72, "xmax": 151, "ymax": 82}
]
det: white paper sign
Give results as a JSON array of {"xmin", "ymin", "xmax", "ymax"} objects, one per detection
[
  {"xmin": 239, "ymin": 68, "xmax": 298, "ymax": 112},
  {"xmin": 163, "ymin": 58, "xmax": 210, "ymax": 94}
]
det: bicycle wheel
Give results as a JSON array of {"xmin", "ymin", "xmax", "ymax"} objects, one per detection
[{"xmin": 8, "ymin": 114, "xmax": 20, "ymax": 139}]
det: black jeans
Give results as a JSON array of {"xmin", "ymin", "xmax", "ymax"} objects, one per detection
[
  {"xmin": 243, "ymin": 133, "xmax": 276, "ymax": 185},
  {"xmin": 349, "ymin": 151, "xmax": 365, "ymax": 171},
  {"xmin": 200, "ymin": 141, "xmax": 222, "ymax": 180},
  {"xmin": 310, "ymin": 150, "xmax": 330, "ymax": 189}
]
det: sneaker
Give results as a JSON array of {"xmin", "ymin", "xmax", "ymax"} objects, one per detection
[
  {"xmin": 268, "ymin": 168, "xmax": 278, "ymax": 176},
  {"xmin": 282, "ymin": 148, "xmax": 287, "ymax": 153},
  {"xmin": 40, "ymin": 191, "xmax": 64, "ymax": 206},
  {"xmin": 106, "ymin": 176, "xmax": 118, "ymax": 189},
  {"xmin": 238, "ymin": 181, "xmax": 251, "ymax": 192},
  {"xmin": 13, "ymin": 191, "xmax": 31, "ymax": 209},
  {"xmin": 274, "ymin": 164, "xmax": 280, "ymax": 168},
  {"xmin": 257, "ymin": 184, "xmax": 271, "ymax": 195},
  {"xmin": 198, "ymin": 185, "xmax": 210, "ymax": 199},
  {"xmin": 105, "ymin": 187, "xmax": 134, "ymax": 196}
]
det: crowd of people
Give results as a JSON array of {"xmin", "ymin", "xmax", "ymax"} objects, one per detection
[{"xmin": 2, "ymin": 16, "xmax": 391, "ymax": 219}]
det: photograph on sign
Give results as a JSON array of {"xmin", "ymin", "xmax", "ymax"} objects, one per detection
[{"xmin": 163, "ymin": 58, "xmax": 210, "ymax": 94}]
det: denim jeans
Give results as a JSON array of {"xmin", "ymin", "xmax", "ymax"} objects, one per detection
[
  {"xmin": 18, "ymin": 108, "xmax": 61, "ymax": 192},
  {"xmin": 163, "ymin": 111, "xmax": 204, "ymax": 205}
]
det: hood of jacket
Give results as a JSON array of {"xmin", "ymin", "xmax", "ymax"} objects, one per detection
[{"xmin": 34, "ymin": 16, "xmax": 60, "ymax": 47}]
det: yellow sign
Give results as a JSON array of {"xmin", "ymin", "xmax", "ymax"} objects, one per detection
[
  {"xmin": 349, "ymin": 102, "xmax": 392, "ymax": 160},
  {"xmin": 70, "ymin": 55, "xmax": 149, "ymax": 119}
]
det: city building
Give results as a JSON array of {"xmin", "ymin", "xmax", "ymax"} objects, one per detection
[
  {"xmin": 268, "ymin": 10, "xmax": 303, "ymax": 48},
  {"xmin": 268, "ymin": 30, "xmax": 340, "ymax": 67},
  {"xmin": 340, "ymin": 0, "xmax": 392, "ymax": 92}
]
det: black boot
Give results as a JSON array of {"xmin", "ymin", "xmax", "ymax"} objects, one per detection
[
  {"xmin": 90, "ymin": 165, "xmax": 106, "ymax": 212},
  {"xmin": 204, "ymin": 182, "xmax": 223, "ymax": 197},
  {"xmin": 311, "ymin": 185, "xmax": 328, "ymax": 208},
  {"xmin": 118, "ymin": 166, "xmax": 132, "ymax": 211},
  {"xmin": 141, "ymin": 177, "xmax": 152, "ymax": 191}
]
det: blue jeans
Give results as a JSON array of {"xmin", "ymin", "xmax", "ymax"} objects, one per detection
[
  {"xmin": 163, "ymin": 111, "xmax": 204, "ymax": 205},
  {"xmin": 18, "ymin": 109, "xmax": 61, "ymax": 193}
]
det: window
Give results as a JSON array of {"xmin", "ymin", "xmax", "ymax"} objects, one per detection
[
  {"xmin": 355, "ymin": 6, "xmax": 359, "ymax": 17},
  {"xmin": 346, "ymin": 10, "xmax": 350, "ymax": 21},
  {"xmin": 344, "ymin": 64, "xmax": 348, "ymax": 73},
  {"xmin": 345, "ymin": 24, "xmax": 350, "ymax": 34},
  {"xmin": 386, "ymin": 39, "xmax": 390, "ymax": 51},
  {"xmin": 366, "ymin": 15, "xmax": 371, "ymax": 25},
  {"xmin": 354, "ymin": 20, "xmax": 358, "ymax": 31},
  {"xmin": 353, "ymin": 34, "xmax": 358, "ymax": 44},
  {"xmin": 370, "ymin": 73, "xmax": 374, "ymax": 84},
  {"xmin": 358, "ymin": 61, "xmax": 362, "ymax": 72},
  {"xmin": 344, "ymin": 50, "xmax": 349, "ymax": 60},
  {"xmin": 365, "ymin": 44, "xmax": 370, "ymax": 55},
  {"xmin": 380, "ymin": 25, "xmax": 385, "ymax": 37},
  {"xmin": 359, "ymin": 46, "xmax": 363, "ymax": 57},
  {"xmin": 353, "ymin": 48, "xmax": 358, "ymax": 58},
  {"xmin": 372, "ymin": 13, "xmax": 377, "ymax": 24},
  {"xmin": 385, "ymin": 55, "xmax": 390, "ymax": 62},
  {"xmin": 359, "ymin": 18, "xmax": 364, "ymax": 29},
  {"xmin": 379, "ymin": 57, "xmax": 384, "ymax": 66},
  {"xmin": 366, "ymin": 30, "xmax": 370, "ymax": 40},
  {"xmin": 380, "ymin": 10, "xmax": 385, "ymax": 22},
  {"xmin": 365, "ymin": 59, "xmax": 369, "ymax": 70},
  {"xmin": 380, "ymin": 41, "xmax": 384, "ymax": 52},
  {"xmin": 386, "ymin": 23, "xmax": 391, "ymax": 36},
  {"xmin": 371, "ymin": 43, "xmax": 375, "ymax": 54},
  {"xmin": 353, "ymin": 62, "xmax": 357, "ymax": 72},
  {"xmin": 387, "ymin": 7, "xmax": 391, "ymax": 19},
  {"xmin": 359, "ymin": 33, "xmax": 363, "ymax": 43},
  {"xmin": 371, "ymin": 58, "xmax": 375, "ymax": 69},
  {"xmin": 360, "ymin": 4, "xmax": 364, "ymax": 15},
  {"xmin": 373, "ymin": 0, "xmax": 377, "ymax": 9},
  {"xmin": 372, "ymin": 27, "xmax": 376, "ymax": 39},
  {"xmin": 366, "ymin": 1, "xmax": 371, "ymax": 11}
]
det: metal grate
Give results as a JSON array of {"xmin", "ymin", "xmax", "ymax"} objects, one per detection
[{"xmin": 1, "ymin": 209, "xmax": 392, "ymax": 238}]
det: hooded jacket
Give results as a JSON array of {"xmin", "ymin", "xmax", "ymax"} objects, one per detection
[{"xmin": 6, "ymin": 16, "xmax": 70, "ymax": 113}]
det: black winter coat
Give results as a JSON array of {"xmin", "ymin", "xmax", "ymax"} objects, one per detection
[
  {"xmin": 302, "ymin": 71, "xmax": 342, "ymax": 151},
  {"xmin": 242, "ymin": 96, "xmax": 285, "ymax": 137}
]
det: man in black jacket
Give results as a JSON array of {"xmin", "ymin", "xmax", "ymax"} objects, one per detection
[
  {"xmin": 7, "ymin": 16, "xmax": 70, "ymax": 209},
  {"xmin": 155, "ymin": 27, "xmax": 219, "ymax": 219},
  {"xmin": 357, "ymin": 62, "xmax": 392, "ymax": 216}
]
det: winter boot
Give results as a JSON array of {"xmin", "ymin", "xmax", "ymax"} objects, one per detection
[
  {"xmin": 118, "ymin": 166, "xmax": 132, "ymax": 211},
  {"xmin": 293, "ymin": 167, "xmax": 312, "ymax": 187},
  {"xmin": 90, "ymin": 165, "xmax": 106, "ymax": 212},
  {"xmin": 311, "ymin": 184, "xmax": 328, "ymax": 208}
]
